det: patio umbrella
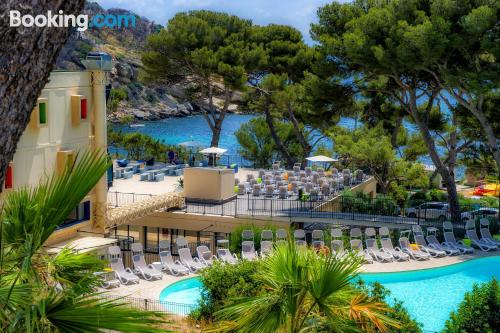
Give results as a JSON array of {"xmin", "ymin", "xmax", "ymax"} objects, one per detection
[
  {"xmin": 306, "ymin": 155, "xmax": 338, "ymax": 169},
  {"xmin": 200, "ymin": 147, "xmax": 227, "ymax": 167}
]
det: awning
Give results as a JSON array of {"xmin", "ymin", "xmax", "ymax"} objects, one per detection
[
  {"xmin": 306, "ymin": 155, "xmax": 338, "ymax": 163},
  {"xmin": 45, "ymin": 236, "xmax": 118, "ymax": 254},
  {"xmin": 106, "ymin": 192, "xmax": 185, "ymax": 228}
]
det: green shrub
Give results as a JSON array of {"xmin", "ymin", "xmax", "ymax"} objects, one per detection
[
  {"xmin": 340, "ymin": 191, "xmax": 399, "ymax": 215},
  {"xmin": 442, "ymin": 279, "xmax": 499, "ymax": 333},
  {"xmin": 191, "ymin": 260, "xmax": 263, "ymax": 321},
  {"xmin": 408, "ymin": 190, "xmax": 431, "ymax": 207},
  {"xmin": 356, "ymin": 280, "xmax": 423, "ymax": 333},
  {"xmin": 229, "ymin": 223, "xmax": 277, "ymax": 254},
  {"xmin": 429, "ymin": 189, "xmax": 448, "ymax": 202},
  {"xmin": 474, "ymin": 216, "xmax": 499, "ymax": 236}
]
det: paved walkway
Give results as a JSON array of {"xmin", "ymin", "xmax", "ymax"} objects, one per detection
[
  {"xmin": 102, "ymin": 253, "xmax": 499, "ymax": 301},
  {"xmin": 362, "ymin": 251, "xmax": 497, "ymax": 273}
]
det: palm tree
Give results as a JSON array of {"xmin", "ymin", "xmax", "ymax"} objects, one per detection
[
  {"xmin": 0, "ymin": 150, "xmax": 165, "ymax": 332},
  {"xmin": 208, "ymin": 241, "xmax": 399, "ymax": 333}
]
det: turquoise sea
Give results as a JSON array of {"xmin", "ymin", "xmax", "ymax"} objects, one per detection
[{"xmin": 111, "ymin": 114, "xmax": 463, "ymax": 177}]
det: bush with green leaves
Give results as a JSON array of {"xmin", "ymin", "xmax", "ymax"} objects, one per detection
[
  {"xmin": 191, "ymin": 260, "xmax": 263, "ymax": 321},
  {"xmin": 442, "ymin": 279, "xmax": 499, "ymax": 333},
  {"xmin": 228, "ymin": 223, "xmax": 278, "ymax": 254},
  {"xmin": 108, "ymin": 129, "xmax": 189, "ymax": 162},
  {"xmin": 340, "ymin": 191, "xmax": 399, "ymax": 216}
]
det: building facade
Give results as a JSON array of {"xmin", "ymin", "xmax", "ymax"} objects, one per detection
[{"xmin": 2, "ymin": 70, "xmax": 108, "ymax": 246}]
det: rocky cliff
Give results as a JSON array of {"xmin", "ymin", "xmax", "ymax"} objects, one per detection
[{"xmin": 56, "ymin": 2, "xmax": 242, "ymax": 122}]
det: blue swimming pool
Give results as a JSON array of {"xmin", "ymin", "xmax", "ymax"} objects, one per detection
[{"xmin": 159, "ymin": 256, "xmax": 500, "ymax": 332}]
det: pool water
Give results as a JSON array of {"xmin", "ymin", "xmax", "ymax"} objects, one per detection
[
  {"xmin": 159, "ymin": 256, "xmax": 500, "ymax": 332},
  {"xmin": 362, "ymin": 256, "xmax": 500, "ymax": 332},
  {"xmin": 159, "ymin": 277, "xmax": 203, "ymax": 307}
]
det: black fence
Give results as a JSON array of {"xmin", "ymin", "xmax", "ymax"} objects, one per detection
[
  {"xmin": 184, "ymin": 195, "xmax": 496, "ymax": 230},
  {"xmin": 108, "ymin": 191, "xmax": 156, "ymax": 207},
  {"xmin": 100, "ymin": 294, "xmax": 196, "ymax": 317}
]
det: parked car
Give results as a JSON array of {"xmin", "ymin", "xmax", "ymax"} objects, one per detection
[
  {"xmin": 406, "ymin": 202, "xmax": 449, "ymax": 221},
  {"xmin": 461, "ymin": 207, "xmax": 499, "ymax": 222}
]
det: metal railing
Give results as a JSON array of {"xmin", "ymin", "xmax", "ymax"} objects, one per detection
[
  {"xmin": 184, "ymin": 195, "xmax": 494, "ymax": 229},
  {"xmin": 99, "ymin": 294, "xmax": 196, "ymax": 317},
  {"xmin": 107, "ymin": 191, "xmax": 156, "ymax": 207}
]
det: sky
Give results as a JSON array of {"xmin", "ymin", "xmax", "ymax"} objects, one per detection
[{"xmin": 96, "ymin": 0, "xmax": 338, "ymax": 43}]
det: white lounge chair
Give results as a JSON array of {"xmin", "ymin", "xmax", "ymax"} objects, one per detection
[
  {"xmin": 443, "ymin": 222, "xmax": 474, "ymax": 254},
  {"xmin": 217, "ymin": 248, "xmax": 238, "ymax": 264},
  {"xmin": 197, "ymin": 245, "xmax": 217, "ymax": 266},
  {"xmin": 412, "ymin": 226, "xmax": 446, "ymax": 257},
  {"xmin": 378, "ymin": 227, "xmax": 409, "ymax": 261},
  {"xmin": 330, "ymin": 228, "xmax": 345, "ymax": 255},
  {"xmin": 107, "ymin": 246, "xmax": 140, "ymax": 285},
  {"xmin": 465, "ymin": 220, "xmax": 497, "ymax": 251},
  {"xmin": 260, "ymin": 230, "xmax": 274, "ymax": 258},
  {"xmin": 159, "ymin": 241, "xmax": 189, "ymax": 276},
  {"xmin": 399, "ymin": 235, "xmax": 430, "ymax": 260},
  {"xmin": 311, "ymin": 230, "xmax": 325, "ymax": 248},
  {"xmin": 364, "ymin": 228, "xmax": 393, "ymax": 262},
  {"xmin": 131, "ymin": 243, "xmax": 163, "ymax": 280},
  {"xmin": 479, "ymin": 218, "xmax": 500, "ymax": 246},
  {"xmin": 176, "ymin": 236, "xmax": 189, "ymax": 250},
  {"xmin": 241, "ymin": 240, "xmax": 258, "ymax": 261},
  {"xmin": 350, "ymin": 228, "xmax": 373, "ymax": 264},
  {"xmin": 294, "ymin": 229, "xmax": 307, "ymax": 246},
  {"xmin": 276, "ymin": 228, "xmax": 288, "ymax": 244},
  {"xmin": 425, "ymin": 227, "xmax": 460, "ymax": 256},
  {"xmin": 179, "ymin": 247, "xmax": 206, "ymax": 272}
]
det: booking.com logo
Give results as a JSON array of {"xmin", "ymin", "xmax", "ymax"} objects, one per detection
[{"xmin": 9, "ymin": 10, "xmax": 136, "ymax": 31}]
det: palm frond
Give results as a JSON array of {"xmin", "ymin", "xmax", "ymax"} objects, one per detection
[
  {"xmin": 45, "ymin": 247, "xmax": 105, "ymax": 293},
  {"xmin": 2, "ymin": 150, "xmax": 110, "ymax": 250},
  {"xmin": 0, "ymin": 283, "xmax": 33, "ymax": 323},
  {"xmin": 30, "ymin": 293, "xmax": 165, "ymax": 333}
]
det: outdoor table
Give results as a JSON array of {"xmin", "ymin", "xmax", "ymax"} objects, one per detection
[
  {"xmin": 115, "ymin": 167, "xmax": 125, "ymax": 178},
  {"xmin": 144, "ymin": 170, "xmax": 157, "ymax": 181}
]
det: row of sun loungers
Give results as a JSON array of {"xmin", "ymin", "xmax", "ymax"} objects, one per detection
[
  {"xmin": 238, "ymin": 218, "xmax": 498, "ymax": 264},
  {"xmin": 102, "ymin": 219, "xmax": 497, "ymax": 287},
  {"xmin": 104, "ymin": 237, "xmax": 244, "ymax": 287}
]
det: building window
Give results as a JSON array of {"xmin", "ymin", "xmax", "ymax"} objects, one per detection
[
  {"xmin": 71, "ymin": 95, "xmax": 88, "ymax": 126},
  {"xmin": 146, "ymin": 227, "xmax": 160, "ymax": 252},
  {"xmin": 61, "ymin": 200, "xmax": 91, "ymax": 228},
  {"xmin": 39, "ymin": 102, "xmax": 47, "ymax": 124},
  {"xmin": 5, "ymin": 164, "xmax": 13, "ymax": 189},
  {"xmin": 56, "ymin": 150, "xmax": 75, "ymax": 175},
  {"xmin": 80, "ymin": 99, "xmax": 88, "ymax": 119},
  {"xmin": 30, "ymin": 98, "xmax": 49, "ymax": 129}
]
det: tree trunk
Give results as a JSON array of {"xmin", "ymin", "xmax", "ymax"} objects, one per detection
[
  {"xmin": 391, "ymin": 115, "xmax": 403, "ymax": 149},
  {"xmin": 0, "ymin": 0, "xmax": 86, "ymax": 190},
  {"xmin": 286, "ymin": 103, "xmax": 311, "ymax": 167},
  {"xmin": 407, "ymin": 90, "xmax": 462, "ymax": 223},
  {"xmin": 262, "ymin": 97, "xmax": 295, "ymax": 168}
]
